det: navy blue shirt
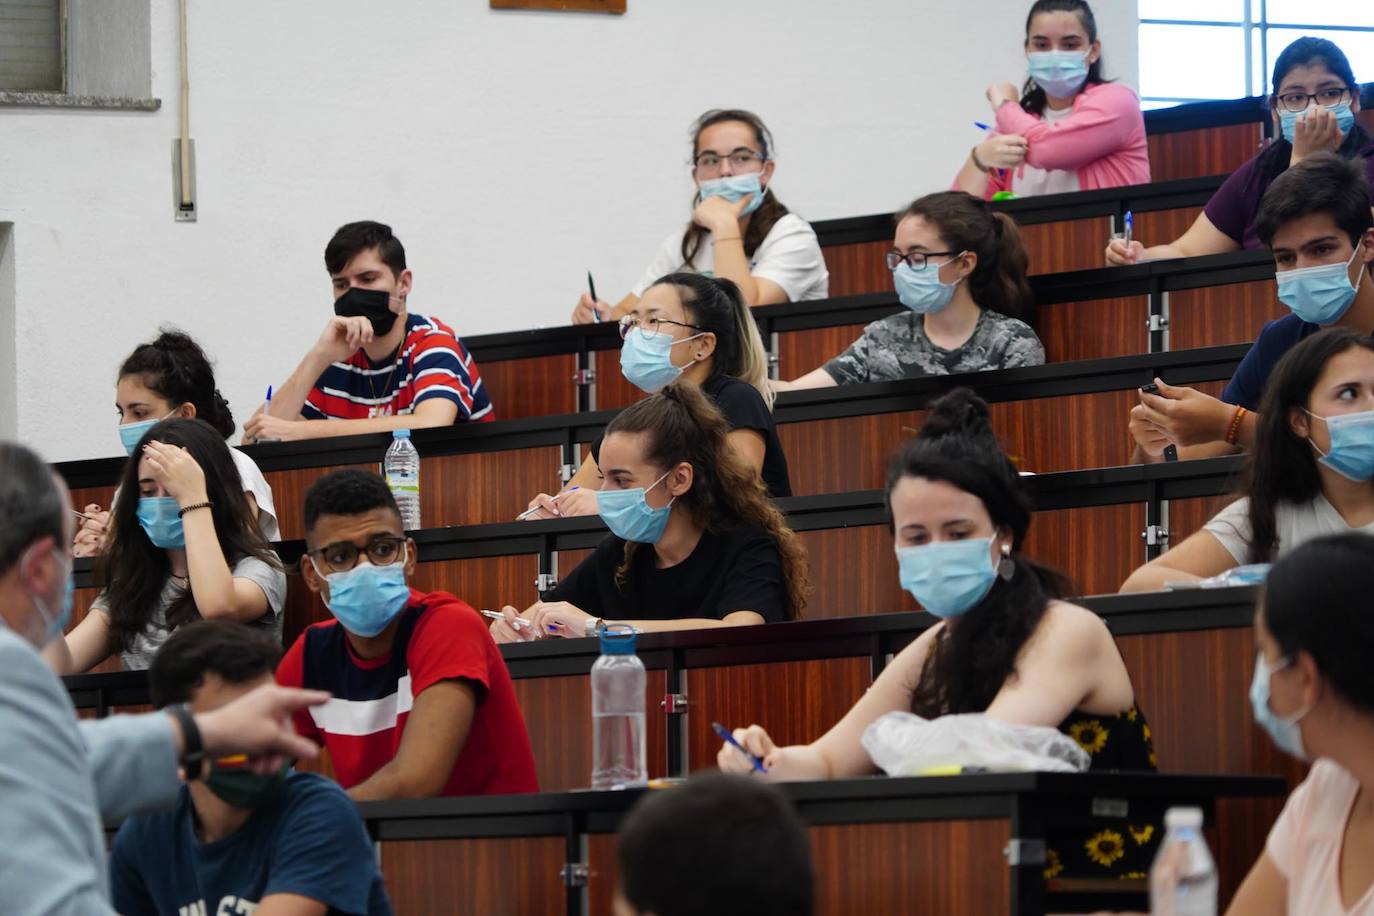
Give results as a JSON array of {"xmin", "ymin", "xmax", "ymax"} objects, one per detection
[
  {"xmin": 1220, "ymin": 313, "xmax": 1320, "ymax": 410},
  {"xmin": 110, "ymin": 771, "xmax": 393, "ymax": 916}
]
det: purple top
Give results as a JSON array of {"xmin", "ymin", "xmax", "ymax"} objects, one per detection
[{"xmin": 1203, "ymin": 137, "xmax": 1374, "ymax": 250}]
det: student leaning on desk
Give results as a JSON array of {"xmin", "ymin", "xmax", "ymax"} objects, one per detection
[
  {"xmin": 718, "ymin": 388, "xmax": 1159, "ymax": 881},
  {"xmin": 492, "ymin": 382, "xmax": 808, "ymax": 643}
]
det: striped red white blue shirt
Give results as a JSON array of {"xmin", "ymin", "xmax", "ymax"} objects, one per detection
[{"xmin": 302, "ymin": 313, "xmax": 493, "ymax": 423}]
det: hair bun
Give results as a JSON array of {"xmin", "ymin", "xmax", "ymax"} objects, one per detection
[
  {"xmin": 153, "ymin": 328, "xmax": 198, "ymax": 353},
  {"xmin": 918, "ymin": 388, "xmax": 995, "ymax": 443}
]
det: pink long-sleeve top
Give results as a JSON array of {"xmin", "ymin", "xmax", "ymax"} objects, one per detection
[{"xmin": 962, "ymin": 82, "xmax": 1151, "ymax": 198}]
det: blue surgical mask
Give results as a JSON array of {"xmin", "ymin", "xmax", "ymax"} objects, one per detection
[
  {"xmin": 893, "ymin": 256, "xmax": 964, "ymax": 315},
  {"xmin": 619, "ymin": 327, "xmax": 704, "ymax": 394},
  {"xmin": 896, "ymin": 537, "xmax": 998, "ymax": 619},
  {"xmin": 1279, "ymin": 102, "xmax": 1356, "ymax": 144},
  {"xmin": 1027, "ymin": 50, "xmax": 1089, "ymax": 98},
  {"xmin": 32, "ymin": 548, "xmax": 74, "ymax": 646},
  {"xmin": 1304, "ymin": 407, "xmax": 1374, "ymax": 481},
  {"xmin": 596, "ymin": 472, "xmax": 675, "ymax": 544},
  {"xmin": 118, "ymin": 411, "xmax": 175, "ymax": 456},
  {"xmin": 137, "ymin": 496, "xmax": 185, "ymax": 549},
  {"xmin": 698, "ymin": 172, "xmax": 767, "ymax": 217},
  {"xmin": 321, "ymin": 550, "xmax": 412, "ymax": 638},
  {"xmin": 1249, "ymin": 651, "xmax": 1310, "ymax": 760},
  {"xmin": 1276, "ymin": 247, "xmax": 1366, "ymax": 325}
]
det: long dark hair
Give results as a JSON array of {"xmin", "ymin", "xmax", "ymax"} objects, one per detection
[
  {"xmin": 118, "ymin": 329, "xmax": 235, "ymax": 439},
  {"xmin": 100, "ymin": 418, "xmax": 279, "ymax": 651},
  {"xmin": 900, "ymin": 192, "xmax": 1035, "ymax": 321},
  {"xmin": 1244, "ymin": 328, "xmax": 1374, "ymax": 563},
  {"xmin": 681, "ymin": 109, "xmax": 791, "ymax": 270},
  {"xmin": 604, "ymin": 383, "xmax": 808, "ymax": 617},
  {"xmin": 1263, "ymin": 533, "xmax": 1374, "ymax": 714},
  {"xmin": 1018, "ymin": 0, "xmax": 1107, "ymax": 117},
  {"xmin": 649, "ymin": 273, "xmax": 773, "ymax": 409},
  {"xmin": 891, "ymin": 389, "xmax": 1072, "ymax": 717},
  {"xmin": 1254, "ymin": 37, "xmax": 1369, "ymax": 191}
]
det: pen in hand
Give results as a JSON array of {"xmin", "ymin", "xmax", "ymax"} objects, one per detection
[
  {"xmin": 480, "ymin": 609, "xmax": 534, "ymax": 632},
  {"xmin": 517, "ymin": 486, "xmax": 580, "ymax": 520},
  {"xmin": 587, "ymin": 271, "xmax": 600, "ymax": 324},
  {"xmin": 713, "ymin": 722, "xmax": 767, "ymax": 774}
]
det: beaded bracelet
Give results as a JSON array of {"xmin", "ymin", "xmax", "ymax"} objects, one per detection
[
  {"xmin": 177, "ymin": 501, "xmax": 214, "ymax": 518},
  {"xmin": 1225, "ymin": 406, "xmax": 1248, "ymax": 446}
]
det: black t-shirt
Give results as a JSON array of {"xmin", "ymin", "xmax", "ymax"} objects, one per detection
[
  {"xmin": 591, "ymin": 375, "xmax": 792, "ymax": 498},
  {"xmin": 544, "ymin": 524, "xmax": 789, "ymax": 623}
]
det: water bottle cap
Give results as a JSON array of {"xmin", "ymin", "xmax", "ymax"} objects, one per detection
[
  {"xmin": 599, "ymin": 624, "xmax": 637, "ymax": 655},
  {"xmin": 1164, "ymin": 806, "xmax": 1204, "ymax": 829},
  {"xmin": 393, "ymin": 429, "xmax": 411, "ymax": 439}
]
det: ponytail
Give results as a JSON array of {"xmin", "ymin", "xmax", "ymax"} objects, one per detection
[
  {"xmin": 605, "ymin": 382, "xmax": 808, "ymax": 616},
  {"xmin": 118, "ymin": 328, "xmax": 237, "ymax": 440},
  {"xmin": 650, "ymin": 273, "xmax": 774, "ymax": 410},
  {"xmin": 898, "ymin": 192, "xmax": 1034, "ymax": 321}
]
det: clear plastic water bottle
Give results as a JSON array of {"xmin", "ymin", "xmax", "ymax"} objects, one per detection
[
  {"xmin": 1151, "ymin": 807, "xmax": 1218, "ymax": 916},
  {"xmin": 590, "ymin": 625, "xmax": 646, "ymax": 790},
  {"xmin": 383, "ymin": 429, "xmax": 421, "ymax": 530}
]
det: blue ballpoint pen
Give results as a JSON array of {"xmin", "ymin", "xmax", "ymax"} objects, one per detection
[
  {"xmin": 712, "ymin": 721, "xmax": 767, "ymax": 773},
  {"xmin": 1124, "ymin": 210, "xmax": 1134, "ymax": 246}
]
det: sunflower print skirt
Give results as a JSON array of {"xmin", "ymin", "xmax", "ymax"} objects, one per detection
[{"xmin": 1043, "ymin": 706, "xmax": 1162, "ymax": 882}]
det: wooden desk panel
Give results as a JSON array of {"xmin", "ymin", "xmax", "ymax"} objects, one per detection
[
  {"xmin": 69, "ymin": 484, "xmax": 117, "ymax": 517},
  {"xmin": 1169, "ymin": 280, "xmax": 1282, "ymax": 352},
  {"xmin": 264, "ymin": 446, "xmax": 562, "ymax": 540},
  {"xmin": 478, "ymin": 353, "xmax": 578, "ymax": 421},
  {"xmin": 1037, "ymin": 296, "xmax": 1149, "ymax": 363},
  {"xmin": 775, "ymin": 323, "xmax": 869, "ymax": 383},
  {"xmin": 595, "ymin": 349, "xmax": 642, "ymax": 413},
  {"xmin": 588, "ymin": 811, "xmax": 1012, "ymax": 916},
  {"xmin": 682, "ymin": 657, "xmax": 872, "ymax": 773},
  {"xmin": 380, "ymin": 836, "xmax": 566, "ymax": 916},
  {"xmin": 1134, "ymin": 205, "xmax": 1201, "ymax": 248},
  {"xmin": 1023, "ymin": 503, "xmax": 1146, "ymax": 598},
  {"xmin": 1020, "ymin": 217, "xmax": 1114, "ymax": 275},
  {"xmin": 513, "ymin": 670, "xmax": 668, "ymax": 792},
  {"xmin": 1168, "ymin": 493, "xmax": 1241, "ymax": 555},
  {"xmin": 799, "ymin": 525, "xmax": 914, "ymax": 619},
  {"xmin": 823, "ymin": 239, "xmax": 891, "ymax": 299},
  {"xmin": 1147, "ymin": 123, "xmax": 1263, "ymax": 182}
]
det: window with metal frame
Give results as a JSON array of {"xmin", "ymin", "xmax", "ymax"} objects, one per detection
[
  {"xmin": 1138, "ymin": 2, "xmax": 1373, "ymax": 110},
  {"xmin": 0, "ymin": 0, "xmax": 62, "ymax": 92}
]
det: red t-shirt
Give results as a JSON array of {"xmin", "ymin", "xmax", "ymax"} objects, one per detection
[{"xmin": 276, "ymin": 590, "xmax": 538, "ymax": 796}]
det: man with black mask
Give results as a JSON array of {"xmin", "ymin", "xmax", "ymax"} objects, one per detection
[{"xmin": 245, "ymin": 221, "xmax": 492, "ymax": 444}]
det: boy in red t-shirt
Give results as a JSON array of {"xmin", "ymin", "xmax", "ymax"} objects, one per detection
[{"xmin": 277, "ymin": 469, "xmax": 537, "ymax": 799}]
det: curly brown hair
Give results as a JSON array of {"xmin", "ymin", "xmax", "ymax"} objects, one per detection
[{"xmin": 604, "ymin": 382, "xmax": 808, "ymax": 618}]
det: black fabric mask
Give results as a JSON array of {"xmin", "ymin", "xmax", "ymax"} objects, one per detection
[{"xmin": 334, "ymin": 287, "xmax": 398, "ymax": 336}]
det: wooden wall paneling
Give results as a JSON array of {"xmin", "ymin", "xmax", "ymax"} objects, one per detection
[
  {"xmin": 1023, "ymin": 503, "xmax": 1147, "ymax": 598},
  {"xmin": 1132, "ymin": 205, "xmax": 1202, "ymax": 251},
  {"xmin": 380, "ymin": 836, "xmax": 567, "ymax": 916},
  {"xmin": 475, "ymin": 353, "xmax": 578, "ymax": 421},
  {"xmin": 775, "ymin": 324, "xmax": 870, "ymax": 383},
  {"xmin": 798, "ymin": 525, "xmax": 916, "ymax": 619},
  {"xmin": 1036, "ymin": 295, "xmax": 1149, "ymax": 363},
  {"xmin": 595, "ymin": 348, "xmax": 642, "ymax": 412},
  {"xmin": 682, "ymin": 657, "xmax": 872, "ymax": 773},
  {"xmin": 512, "ymin": 670, "xmax": 667, "ymax": 792},
  {"xmin": 1117, "ymin": 626, "xmax": 1304, "ymax": 906},
  {"xmin": 810, "ymin": 820, "xmax": 1012, "ymax": 916},
  {"xmin": 779, "ymin": 411, "xmax": 923, "ymax": 497},
  {"xmin": 1167, "ymin": 279, "xmax": 1282, "ymax": 352},
  {"xmin": 1019, "ymin": 217, "xmax": 1113, "ymax": 275},
  {"xmin": 588, "ymin": 812, "xmax": 1012, "ymax": 916},
  {"xmin": 1146, "ymin": 123, "xmax": 1263, "ymax": 182},
  {"xmin": 265, "ymin": 446, "xmax": 563, "ymax": 540},
  {"xmin": 821, "ymin": 239, "xmax": 891, "ymax": 299},
  {"xmin": 1167, "ymin": 494, "xmax": 1242, "ymax": 554},
  {"xmin": 988, "ymin": 389, "xmax": 1137, "ymax": 472}
]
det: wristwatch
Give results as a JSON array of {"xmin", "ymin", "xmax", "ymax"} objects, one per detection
[
  {"xmin": 583, "ymin": 616, "xmax": 604, "ymax": 639},
  {"xmin": 166, "ymin": 702, "xmax": 206, "ymax": 781}
]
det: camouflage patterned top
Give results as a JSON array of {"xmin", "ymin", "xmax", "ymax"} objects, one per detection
[{"xmin": 822, "ymin": 308, "xmax": 1045, "ymax": 385}]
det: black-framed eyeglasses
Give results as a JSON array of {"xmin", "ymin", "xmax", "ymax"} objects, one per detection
[
  {"xmin": 307, "ymin": 536, "xmax": 407, "ymax": 574},
  {"xmin": 692, "ymin": 148, "xmax": 767, "ymax": 176},
  {"xmin": 618, "ymin": 314, "xmax": 704, "ymax": 340},
  {"xmin": 1273, "ymin": 87, "xmax": 1352, "ymax": 113},
  {"xmin": 885, "ymin": 250, "xmax": 958, "ymax": 271}
]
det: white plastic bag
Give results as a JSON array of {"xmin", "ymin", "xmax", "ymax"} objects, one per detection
[{"xmin": 861, "ymin": 711, "xmax": 1091, "ymax": 776}]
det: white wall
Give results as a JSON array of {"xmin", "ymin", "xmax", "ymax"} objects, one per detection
[{"xmin": 0, "ymin": 0, "xmax": 1138, "ymax": 461}]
